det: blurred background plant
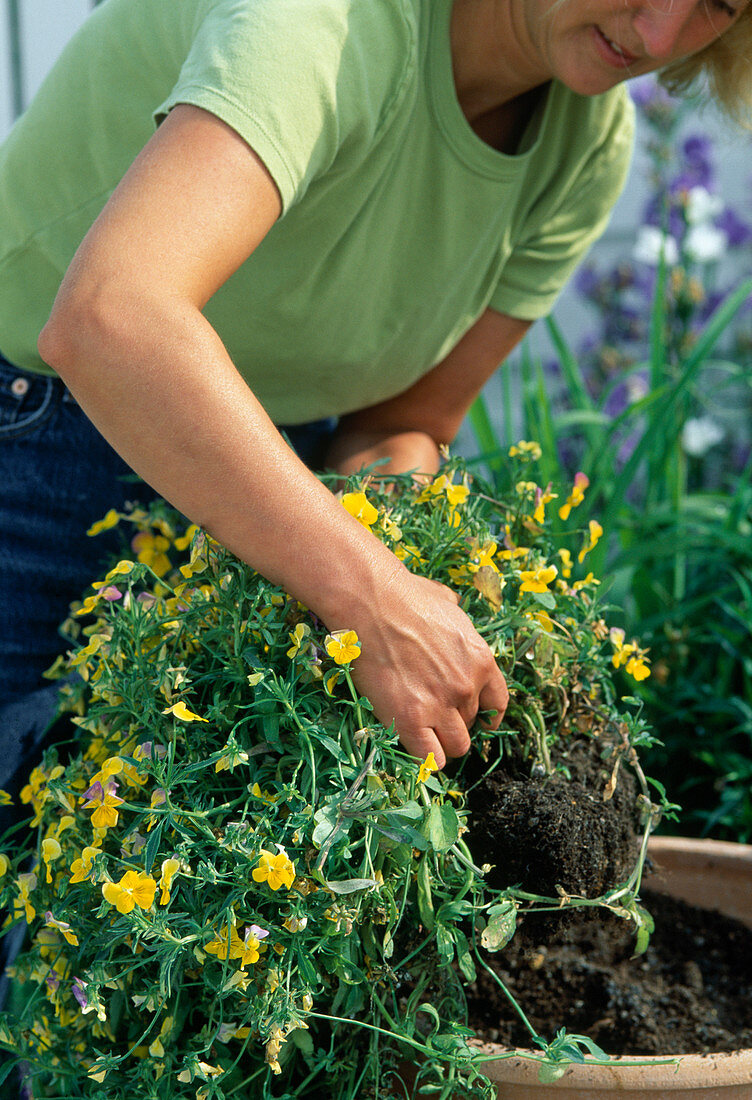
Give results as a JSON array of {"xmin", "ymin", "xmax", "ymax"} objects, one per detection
[{"xmin": 466, "ymin": 75, "xmax": 752, "ymax": 843}]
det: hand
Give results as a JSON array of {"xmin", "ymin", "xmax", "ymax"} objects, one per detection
[{"xmin": 346, "ymin": 568, "xmax": 508, "ymax": 768}]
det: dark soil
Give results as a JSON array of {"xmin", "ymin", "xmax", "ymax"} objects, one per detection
[
  {"xmin": 466, "ymin": 890, "xmax": 752, "ymax": 1055},
  {"xmin": 460, "ymin": 731, "xmax": 752, "ymax": 1056},
  {"xmin": 463, "ymin": 731, "xmax": 640, "ymax": 898}
]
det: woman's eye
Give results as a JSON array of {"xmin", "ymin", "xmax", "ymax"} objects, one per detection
[{"xmin": 711, "ymin": 0, "xmax": 737, "ymax": 16}]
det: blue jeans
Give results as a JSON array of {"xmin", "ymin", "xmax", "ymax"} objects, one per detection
[{"xmin": 0, "ymin": 350, "xmax": 336, "ymax": 796}]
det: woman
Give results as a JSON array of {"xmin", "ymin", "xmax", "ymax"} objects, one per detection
[{"xmin": 0, "ymin": 0, "xmax": 750, "ymax": 789}]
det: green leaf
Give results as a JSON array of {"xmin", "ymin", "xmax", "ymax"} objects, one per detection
[
  {"xmin": 417, "ymin": 855, "xmax": 435, "ymax": 931},
  {"xmin": 325, "ymin": 877, "xmax": 378, "ymax": 895},
  {"xmin": 425, "ymin": 803, "xmax": 460, "ymax": 852},
  {"xmin": 480, "ymin": 901, "xmax": 517, "ymax": 951},
  {"xmin": 538, "ymin": 1061, "xmax": 569, "ymax": 1083},
  {"xmin": 143, "ymin": 821, "xmax": 164, "ymax": 874},
  {"xmin": 532, "ymin": 590, "xmax": 556, "ymax": 610}
]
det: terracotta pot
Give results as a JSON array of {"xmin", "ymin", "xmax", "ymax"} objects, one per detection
[{"xmin": 476, "ymin": 837, "xmax": 752, "ymax": 1099}]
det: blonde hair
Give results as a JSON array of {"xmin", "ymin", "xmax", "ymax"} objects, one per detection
[{"xmin": 659, "ymin": 7, "xmax": 752, "ymax": 130}]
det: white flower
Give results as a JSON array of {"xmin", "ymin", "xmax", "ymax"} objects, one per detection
[
  {"xmin": 686, "ymin": 186, "xmax": 724, "ymax": 225},
  {"xmin": 684, "ymin": 224, "xmax": 727, "ymax": 264},
  {"xmin": 633, "ymin": 226, "xmax": 679, "ymax": 267},
  {"xmin": 681, "ymin": 416, "xmax": 724, "ymax": 457}
]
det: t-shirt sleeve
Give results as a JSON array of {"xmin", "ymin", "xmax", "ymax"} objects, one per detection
[
  {"xmin": 489, "ymin": 89, "xmax": 635, "ymax": 320},
  {"xmin": 154, "ymin": 0, "xmax": 412, "ymax": 214}
]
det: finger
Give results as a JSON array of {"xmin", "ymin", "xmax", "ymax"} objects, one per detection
[
  {"xmin": 399, "ymin": 727, "xmax": 447, "ymax": 771},
  {"xmin": 479, "ymin": 669, "xmax": 509, "ymax": 729},
  {"xmin": 434, "ymin": 711, "xmax": 472, "ymax": 760}
]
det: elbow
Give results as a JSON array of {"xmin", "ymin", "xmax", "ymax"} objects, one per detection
[{"xmin": 37, "ymin": 281, "xmax": 135, "ymax": 384}]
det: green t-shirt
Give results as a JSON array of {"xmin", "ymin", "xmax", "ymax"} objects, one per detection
[{"xmin": 0, "ymin": 0, "xmax": 634, "ymax": 424}]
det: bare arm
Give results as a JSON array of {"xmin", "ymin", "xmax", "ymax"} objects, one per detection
[
  {"xmin": 327, "ymin": 309, "xmax": 532, "ymax": 478},
  {"xmin": 39, "ymin": 105, "xmax": 509, "ymax": 767}
]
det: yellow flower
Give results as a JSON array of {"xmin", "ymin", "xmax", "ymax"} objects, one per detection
[
  {"xmin": 508, "ymin": 440, "xmax": 542, "ymax": 461},
  {"xmin": 250, "ymin": 782, "xmax": 276, "ymax": 804},
  {"xmin": 325, "ymin": 630, "xmax": 361, "ymax": 666},
  {"xmin": 86, "ymin": 509, "xmax": 120, "ymax": 537},
  {"xmin": 557, "ymin": 548, "xmax": 573, "ymax": 579},
  {"xmin": 83, "ymin": 782, "xmax": 124, "ymax": 831},
  {"xmin": 467, "ymin": 540, "xmax": 499, "ymax": 574},
  {"xmin": 286, "ymin": 623, "xmax": 311, "ymax": 659},
  {"xmin": 215, "ymin": 742, "xmax": 249, "ymax": 773},
  {"xmin": 41, "ymin": 838, "xmax": 62, "ymax": 883},
  {"xmin": 532, "ymin": 484, "xmax": 557, "ymax": 526},
  {"xmin": 131, "ymin": 531, "xmax": 171, "ymax": 577},
  {"xmin": 0, "ymin": 854, "xmax": 9, "ymax": 878},
  {"xmin": 341, "ymin": 491, "xmax": 378, "ymax": 529},
  {"xmin": 519, "ymin": 564, "xmax": 558, "ymax": 593},
  {"xmin": 559, "ymin": 472, "xmax": 589, "ymax": 520},
  {"xmin": 70, "ymin": 846, "xmax": 100, "ymax": 884},
  {"xmin": 0, "ymin": 789, "xmax": 11, "ymax": 806},
  {"xmin": 525, "ymin": 609, "xmax": 555, "ymax": 633},
  {"xmin": 204, "ymin": 923, "xmax": 266, "ymax": 967},
  {"xmin": 102, "ymin": 870, "xmax": 157, "ymax": 914},
  {"xmin": 173, "ymin": 523, "xmax": 200, "ymax": 551},
  {"xmin": 252, "ymin": 848, "xmax": 296, "ymax": 891},
  {"xmin": 158, "ymin": 858, "xmax": 181, "ymax": 906},
  {"xmin": 14, "ymin": 872, "xmax": 37, "ymax": 923},
  {"xmin": 162, "ymin": 701, "xmax": 208, "ymax": 722},
  {"xmin": 578, "ymin": 519, "xmax": 604, "ymax": 563},
  {"xmin": 44, "ymin": 912, "xmax": 79, "ymax": 947},
  {"xmin": 90, "ymin": 756, "xmax": 123, "ymax": 788},
  {"xmin": 418, "ymin": 752, "xmax": 438, "ymax": 783},
  {"xmin": 445, "ymin": 482, "xmax": 469, "ymax": 509},
  {"xmin": 609, "ymin": 628, "xmax": 651, "ymax": 681}
]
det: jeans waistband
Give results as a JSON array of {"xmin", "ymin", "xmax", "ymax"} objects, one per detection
[{"xmin": 0, "ymin": 349, "xmax": 76, "ymax": 402}]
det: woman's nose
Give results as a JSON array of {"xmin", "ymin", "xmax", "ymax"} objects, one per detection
[{"xmin": 632, "ymin": 0, "xmax": 696, "ymax": 59}]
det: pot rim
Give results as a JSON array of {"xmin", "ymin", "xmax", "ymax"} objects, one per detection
[{"xmin": 474, "ymin": 835, "xmax": 752, "ymax": 1090}]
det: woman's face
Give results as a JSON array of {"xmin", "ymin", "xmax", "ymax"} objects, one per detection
[{"xmin": 526, "ymin": 0, "xmax": 747, "ymax": 94}]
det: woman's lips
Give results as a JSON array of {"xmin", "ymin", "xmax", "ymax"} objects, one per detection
[{"xmin": 592, "ymin": 25, "xmax": 639, "ymax": 68}]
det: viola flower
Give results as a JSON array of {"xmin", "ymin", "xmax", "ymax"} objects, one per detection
[
  {"xmin": 519, "ymin": 564, "xmax": 558, "ymax": 594},
  {"xmin": 578, "ymin": 520, "xmax": 604, "ymax": 563},
  {"xmin": 162, "ymin": 701, "xmax": 208, "ymax": 722},
  {"xmin": 146, "ymin": 788, "xmax": 167, "ymax": 831},
  {"xmin": 82, "ymin": 781, "xmax": 124, "ymax": 831},
  {"xmin": 45, "ymin": 912, "xmax": 79, "ymax": 947},
  {"xmin": 102, "ymin": 870, "xmax": 157, "ymax": 914},
  {"xmin": 41, "ymin": 838, "xmax": 62, "ymax": 884},
  {"xmin": 204, "ymin": 923, "xmax": 265, "ymax": 967},
  {"xmin": 131, "ymin": 531, "xmax": 171, "ymax": 577},
  {"xmin": 325, "ymin": 630, "xmax": 361, "ymax": 666},
  {"xmin": 215, "ymin": 741, "xmax": 250, "ymax": 773},
  {"xmin": 525, "ymin": 609, "xmax": 555, "ymax": 633},
  {"xmin": 286, "ymin": 623, "xmax": 312, "ymax": 659},
  {"xmin": 90, "ymin": 756, "xmax": 124, "ymax": 788},
  {"xmin": 252, "ymin": 848, "xmax": 296, "ymax": 891},
  {"xmin": 0, "ymin": 854, "xmax": 9, "ymax": 878},
  {"xmin": 158, "ymin": 858, "xmax": 181, "ymax": 906},
  {"xmin": 508, "ymin": 440, "xmax": 542, "ymax": 461},
  {"xmin": 467, "ymin": 540, "xmax": 499, "ymax": 574},
  {"xmin": 341, "ymin": 491, "xmax": 378, "ymax": 529},
  {"xmin": 559, "ymin": 472, "xmax": 589, "ymax": 520},
  {"xmin": 0, "ymin": 789, "xmax": 11, "ymax": 806},
  {"xmin": 418, "ymin": 752, "xmax": 438, "ymax": 783},
  {"xmin": 14, "ymin": 872, "xmax": 38, "ymax": 923},
  {"xmin": 609, "ymin": 627, "xmax": 651, "ymax": 681},
  {"xmin": 532, "ymin": 484, "xmax": 557, "ymax": 525},
  {"xmin": 86, "ymin": 509, "xmax": 121, "ymax": 537},
  {"xmin": 70, "ymin": 846, "xmax": 100, "ymax": 884}
]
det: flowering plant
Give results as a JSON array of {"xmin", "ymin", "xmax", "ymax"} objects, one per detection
[{"xmin": 0, "ymin": 454, "xmax": 670, "ymax": 1098}]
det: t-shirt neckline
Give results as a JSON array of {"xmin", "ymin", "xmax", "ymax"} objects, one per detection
[{"xmin": 426, "ymin": 0, "xmax": 554, "ymax": 178}]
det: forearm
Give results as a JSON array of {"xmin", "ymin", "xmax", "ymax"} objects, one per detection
[{"xmin": 39, "ymin": 296, "xmax": 405, "ymax": 630}]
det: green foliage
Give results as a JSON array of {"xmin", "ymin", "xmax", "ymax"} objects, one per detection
[
  {"xmin": 0, "ymin": 460, "xmax": 667, "ymax": 1097},
  {"xmin": 468, "ymin": 273, "xmax": 752, "ymax": 841}
]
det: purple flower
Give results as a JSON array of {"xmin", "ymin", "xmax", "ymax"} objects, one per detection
[
  {"xmin": 72, "ymin": 977, "xmax": 88, "ymax": 1010},
  {"xmin": 717, "ymin": 207, "xmax": 752, "ymax": 248}
]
